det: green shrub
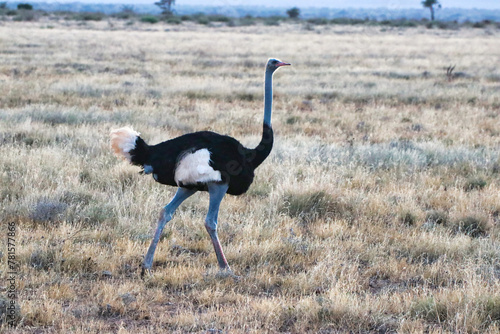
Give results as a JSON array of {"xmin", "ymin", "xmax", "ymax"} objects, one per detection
[
  {"xmin": 13, "ymin": 10, "xmax": 36, "ymax": 21},
  {"xmin": 196, "ymin": 16, "xmax": 210, "ymax": 25},
  {"xmin": 140, "ymin": 15, "xmax": 159, "ymax": 24},
  {"xmin": 426, "ymin": 21, "xmax": 459, "ymax": 30},
  {"xmin": 17, "ymin": 3, "xmax": 33, "ymax": 10},
  {"xmin": 75, "ymin": 12, "xmax": 105, "ymax": 21},
  {"xmin": 236, "ymin": 15, "xmax": 256, "ymax": 26},
  {"xmin": 472, "ymin": 21, "xmax": 487, "ymax": 28},
  {"xmin": 307, "ymin": 18, "xmax": 329, "ymax": 25},
  {"xmin": 165, "ymin": 15, "xmax": 182, "ymax": 24},
  {"xmin": 209, "ymin": 14, "xmax": 231, "ymax": 23},
  {"xmin": 381, "ymin": 19, "xmax": 418, "ymax": 27},
  {"xmin": 264, "ymin": 16, "xmax": 283, "ymax": 26},
  {"xmin": 330, "ymin": 17, "xmax": 366, "ymax": 25},
  {"xmin": 438, "ymin": 21, "xmax": 460, "ymax": 29}
]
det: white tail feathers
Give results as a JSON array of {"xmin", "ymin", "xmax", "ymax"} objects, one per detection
[{"xmin": 110, "ymin": 127, "xmax": 140, "ymax": 163}]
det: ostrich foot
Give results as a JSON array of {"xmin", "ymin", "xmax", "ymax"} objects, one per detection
[
  {"xmin": 140, "ymin": 266, "xmax": 153, "ymax": 279},
  {"xmin": 215, "ymin": 268, "xmax": 241, "ymax": 281}
]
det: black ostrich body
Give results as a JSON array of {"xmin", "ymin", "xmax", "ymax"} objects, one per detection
[{"xmin": 129, "ymin": 125, "xmax": 273, "ymax": 196}]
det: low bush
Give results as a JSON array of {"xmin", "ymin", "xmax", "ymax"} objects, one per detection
[
  {"xmin": 140, "ymin": 15, "xmax": 159, "ymax": 24},
  {"xmin": 425, "ymin": 210, "xmax": 448, "ymax": 225},
  {"xmin": 17, "ymin": 3, "xmax": 33, "ymax": 10},
  {"xmin": 400, "ymin": 211, "xmax": 417, "ymax": 226},
  {"xmin": 13, "ymin": 10, "xmax": 36, "ymax": 21},
  {"xmin": 306, "ymin": 18, "xmax": 329, "ymax": 25},
  {"xmin": 264, "ymin": 16, "xmax": 283, "ymax": 26},
  {"xmin": 236, "ymin": 15, "xmax": 256, "ymax": 26},
  {"xmin": 165, "ymin": 15, "xmax": 182, "ymax": 24},
  {"xmin": 410, "ymin": 297, "xmax": 448, "ymax": 323},
  {"xmin": 280, "ymin": 190, "xmax": 353, "ymax": 223},
  {"xmin": 73, "ymin": 12, "xmax": 105, "ymax": 21},
  {"xmin": 30, "ymin": 199, "xmax": 68, "ymax": 225},
  {"xmin": 464, "ymin": 176, "xmax": 487, "ymax": 191},
  {"xmin": 452, "ymin": 216, "xmax": 489, "ymax": 238},
  {"xmin": 330, "ymin": 17, "xmax": 367, "ymax": 25}
]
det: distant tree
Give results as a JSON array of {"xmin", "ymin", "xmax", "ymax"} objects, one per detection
[
  {"xmin": 421, "ymin": 0, "xmax": 441, "ymax": 21},
  {"xmin": 0, "ymin": 2, "xmax": 7, "ymax": 10},
  {"xmin": 286, "ymin": 7, "xmax": 300, "ymax": 19},
  {"xmin": 155, "ymin": 0, "xmax": 175, "ymax": 15},
  {"xmin": 17, "ymin": 3, "xmax": 33, "ymax": 10}
]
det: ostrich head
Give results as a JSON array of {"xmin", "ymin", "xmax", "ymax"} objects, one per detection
[{"xmin": 266, "ymin": 58, "xmax": 291, "ymax": 73}]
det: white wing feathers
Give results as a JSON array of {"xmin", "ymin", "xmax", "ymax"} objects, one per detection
[{"xmin": 174, "ymin": 149, "xmax": 222, "ymax": 185}]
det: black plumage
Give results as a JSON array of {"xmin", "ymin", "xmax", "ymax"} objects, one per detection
[{"xmin": 128, "ymin": 124, "xmax": 273, "ymax": 195}]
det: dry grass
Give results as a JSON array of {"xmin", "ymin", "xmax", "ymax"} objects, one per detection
[{"xmin": 1, "ymin": 19, "xmax": 499, "ymax": 333}]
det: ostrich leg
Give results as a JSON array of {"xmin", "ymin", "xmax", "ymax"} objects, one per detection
[
  {"xmin": 142, "ymin": 187, "xmax": 197, "ymax": 276},
  {"xmin": 205, "ymin": 183, "xmax": 231, "ymax": 271}
]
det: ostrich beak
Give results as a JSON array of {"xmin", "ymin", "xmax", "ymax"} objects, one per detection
[{"xmin": 276, "ymin": 61, "xmax": 291, "ymax": 67}]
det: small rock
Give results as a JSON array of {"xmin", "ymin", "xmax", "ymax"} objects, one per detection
[
  {"xmin": 101, "ymin": 270, "xmax": 113, "ymax": 278},
  {"xmin": 411, "ymin": 123, "xmax": 423, "ymax": 132},
  {"xmin": 120, "ymin": 293, "xmax": 136, "ymax": 306},
  {"xmin": 72, "ymin": 308, "xmax": 83, "ymax": 319}
]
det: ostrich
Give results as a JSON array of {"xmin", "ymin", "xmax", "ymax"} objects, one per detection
[{"xmin": 110, "ymin": 58, "xmax": 290, "ymax": 276}]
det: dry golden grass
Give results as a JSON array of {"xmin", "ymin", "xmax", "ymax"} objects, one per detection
[{"xmin": 1, "ymin": 19, "xmax": 499, "ymax": 333}]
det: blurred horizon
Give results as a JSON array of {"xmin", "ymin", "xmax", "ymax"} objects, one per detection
[
  {"xmin": 19, "ymin": 0, "xmax": 500, "ymax": 10},
  {"xmin": 8, "ymin": 0, "xmax": 500, "ymax": 21}
]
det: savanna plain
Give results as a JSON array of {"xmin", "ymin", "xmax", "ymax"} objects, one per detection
[{"xmin": 1, "ymin": 18, "xmax": 500, "ymax": 333}]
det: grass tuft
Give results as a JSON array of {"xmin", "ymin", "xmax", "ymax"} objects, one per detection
[
  {"xmin": 74, "ymin": 12, "xmax": 105, "ymax": 21},
  {"xmin": 452, "ymin": 216, "xmax": 489, "ymax": 238},
  {"xmin": 280, "ymin": 190, "xmax": 353, "ymax": 223},
  {"xmin": 30, "ymin": 248, "xmax": 57, "ymax": 270},
  {"xmin": 484, "ymin": 296, "xmax": 500, "ymax": 322},
  {"xmin": 410, "ymin": 297, "xmax": 448, "ymax": 323},
  {"xmin": 464, "ymin": 176, "xmax": 487, "ymax": 191},
  {"xmin": 400, "ymin": 211, "xmax": 417, "ymax": 226},
  {"xmin": 30, "ymin": 199, "xmax": 68, "ymax": 225},
  {"xmin": 425, "ymin": 210, "xmax": 449, "ymax": 225}
]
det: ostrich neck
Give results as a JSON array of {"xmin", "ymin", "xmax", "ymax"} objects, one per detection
[
  {"xmin": 264, "ymin": 70, "xmax": 273, "ymax": 127},
  {"xmin": 247, "ymin": 69, "xmax": 275, "ymax": 169}
]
